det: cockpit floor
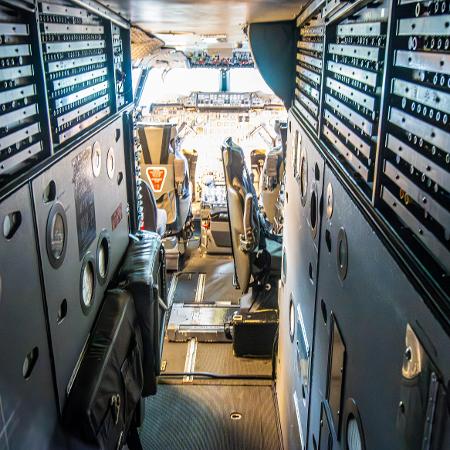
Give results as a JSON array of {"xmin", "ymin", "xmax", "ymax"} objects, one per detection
[
  {"xmin": 138, "ymin": 246, "xmax": 281, "ymax": 449},
  {"xmin": 140, "ymin": 384, "xmax": 281, "ymax": 450}
]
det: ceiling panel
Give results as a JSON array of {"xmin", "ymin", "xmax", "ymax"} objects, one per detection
[{"xmin": 101, "ymin": 0, "xmax": 303, "ymax": 47}]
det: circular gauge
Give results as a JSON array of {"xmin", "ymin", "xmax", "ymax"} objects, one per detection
[
  {"xmin": 106, "ymin": 147, "xmax": 115, "ymax": 179},
  {"xmin": 347, "ymin": 418, "xmax": 363, "ymax": 450},
  {"xmin": 50, "ymin": 213, "xmax": 65, "ymax": 258},
  {"xmin": 299, "ymin": 151, "xmax": 308, "ymax": 206},
  {"xmin": 46, "ymin": 203, "xmax": 67, "ymax": 269},
  {"xmin": 80, "ymin": 256, "xmax": 95, "ymax": 315},
  {"xmin": 326, "ymin": 182, "xmax": 334, "ymax": 219},
  {"xmin": 344, "ymin": 399, "xmax": 365, "ymax": 450},
  {"xmin": 92, "ymin": 143, "xmax": 101, "ymax": 177},
  {"xmin": 310, "ymin": 184, "xmax": 318, "ymax": 239},
  {"xmin": 96, "ymin": 231, "xmax": 110, "ymax": 285},
  {"xmin": 289, "ymin": 296, "xmax": 295, "ymax": 342}
]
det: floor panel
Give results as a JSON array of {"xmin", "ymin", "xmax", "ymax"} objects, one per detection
[{"xmin": 140, "ymin": 385, "xmax": 281, "ymax": 450}]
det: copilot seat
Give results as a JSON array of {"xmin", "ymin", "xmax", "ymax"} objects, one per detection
[
  {"xmin": 137, "ymin": 123, "xmax": 192, "ymax": 236},
  {"xmin": 221, "ymin": 138, "xmax": 282, "ymax": 307},
  {"xmin": 260, "ymin": 146, "xmax": 284, "ymax": 225}
]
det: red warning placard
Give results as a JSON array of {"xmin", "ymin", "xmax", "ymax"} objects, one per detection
[{"xmin": 146, "ymin": 167, "xmax": 167, "ymax": 193}]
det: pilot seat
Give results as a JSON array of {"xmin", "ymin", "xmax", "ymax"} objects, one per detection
[
  {"xmin": 259, "ymin": 146, "xmax": 284, "ymax": 226},
  {"xmin": 222, "ymin": 137, "xmax": 282, "ymax": 356},
  {"xmin": 138, "ymin": 123, "xmax": 193, "ymax": 270}
]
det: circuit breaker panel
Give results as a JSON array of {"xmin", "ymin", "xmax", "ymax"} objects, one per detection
[
  {"xmin": 0, "ymin": 4, "xmax": 48, "ymax": 179},
  {"xmin": 0, "ymin": 0, "xmax": 132, "ymax": 195},
  {"xmin": 280, "ymin": 1, "xmax": 450, "ymax": 450}
]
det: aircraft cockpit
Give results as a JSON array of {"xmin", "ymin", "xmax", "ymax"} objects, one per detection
[{"xmin": 0, "ymin": 1, "xmax": 449, "ymax": 450}]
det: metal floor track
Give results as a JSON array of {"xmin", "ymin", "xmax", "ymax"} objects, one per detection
[{"xmin": 139, "ymin": 384, "xmax": 281, "ymax": 450}]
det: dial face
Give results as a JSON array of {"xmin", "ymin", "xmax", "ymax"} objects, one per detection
[
  {"xmin": 106, "ymin": 147, "xmax": 115, "ymax": 179},
  {"xmin": 81, "ymin": 261, "xmax": 94, "ymax": 309},
  {"xmin": 289, "ymin": 300, "xmax": 295, "ymax": 340},
  {"xmin": 92, "ymin": 143, "xmax": 101, "ymax": 177},
  {"xmin": 300, "ymin": 155, "xmax": 308, "ymax": 198},
  {"xmin": 98, "ymin": 244, "xmax": 107, "ymax": 279},
  {"xmin": 347, "ymin": 418, "xmax": 362, "ymax": 450},
  {"xmin": 50, "ymin": 213, "xmax": 65, "ymax": 260}
]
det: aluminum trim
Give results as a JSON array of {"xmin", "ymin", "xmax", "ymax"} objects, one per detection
[
  {"xmin": 324, "ymin": 109, "xmax": 371, "ymax": 159},
  {"xmin": 337, "ymin": 21, "xmax": 382, "ymax": 37},
  {"xmin": 327, "ymin": 61, "xmax": 378, "ymax": 88},
  {"xmin": 40, "ymin": 2, "xmax": 89, "ymax": 18},
  {"xmin": 297, "ymin": 41, "xmax": 323, "ymax": 52},
  {"xmin": 381, "ymin": 187, "xmax": 450, "ymax": 272},
  {"xmin": 0, "ymin": 84, "xmax": 35, "ymax": 105},
  {"xmin": 0, "ymin": 23, "xmax": 28, "ymax": 36},
  {"xmin": 56, "ymin": 94, "xmax": 109, "ymax": 127},
  {"xmin": 43, "ymin": 40, "xmax": 105, "ymax": 54},
  {"xmin": 41, "ymin": 23, "xmax": 104, "ymax": 35},
  {"xmin": 328, "ymin": 43, "xmax": 380, "ymax": 62},
  {"xmin": 0, "ymin": 65, "xmax": 33, "ymax": 82},
  {"xmin": 395, "ymin": 50, "xmax": 450, "ymax": 75},
  {"xmin": 0, "ymin": 123, "xmax": 40, "ymax": 150},
  {"xmin": 392, "ymin": 78, "xmax": 450, "ymax": 115},
  {"xmin": 389, "ymin": 107, "xmax": 450, "ymax": 150},
  {"xmin": 47, "ymin": 54, "xmax": 106, "ymax": 73},
  {"xmin": 323, "ymin": 125, "xmax": 369, "ymax": 180},
  {"xmin": 0, "ymin": 44, "xmax": 30, "ymax": 58},
  {"xmin": 57, "ymin": 106, "xmax": 110, "ymax": 143},
  {"xmin": 398, "ymin": 15, "xmax": 450, "ymax": 36},
  {"xmin": 383, "ymin": 160, "xmax": 450, "ymax": 227},
  {"xmin": 0, "ymin": 142, "xmax": 42, "ymax": 175},
  {"xmin": 326, "ymin": 78, "xmax": 375, "ymax": 110},
  {"xmin": 52, "ymin": 67, "xmax": 107, "ymax": 90},
  {"xmin": 54, "ymin": 81, "xmax": 108, "ymax": 109},
  {"xmin": 325, "ymin": 94, "xmax": 373, "ymax": 135},
  {"xmin": 297, "ymin": 53, "xmax": 323, "ymax": 69},
  {"xmin": 295, "ymin": 100, "xmax": 318, "ymax": 129},
  {"xmin": 297, "ymin": 65, "xmax": 321, "ymax": 84},
  {"xmin": 385, "ymin": 133, "xmax": 448, "ymax": 188}
]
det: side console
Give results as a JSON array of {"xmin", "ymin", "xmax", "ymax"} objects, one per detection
[
  {"xmin": 273, "ymin": 0, "xmax": 450, "ymax": 449},
  {"xmin": 0, "ymin": 1, "xmax": 152, "ymax": 448}
]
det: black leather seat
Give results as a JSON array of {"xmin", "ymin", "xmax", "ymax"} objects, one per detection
[
  {"xmin": 222, "ymin": 137, "xmax": 282, "ymax": 296},
  {"xmin": 140, "ymin": 178, "xmax": 167, "ymax": 236}
]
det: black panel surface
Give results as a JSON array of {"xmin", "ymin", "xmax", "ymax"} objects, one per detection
[
  {"xmin": 32, "ymin": 117, "xmax": 130, "ymax": 410},
  {"xmin": 307, "ymin": 162, "xmax": 450, "ymax": 449},
  {"xmin": 0, "ymin": 186, "xmax": 58, "ymax": 450}
]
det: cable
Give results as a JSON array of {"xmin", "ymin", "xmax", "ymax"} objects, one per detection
[{"xmin": 159, "ymin": 371, "xmax": 272, "ymax": 380}]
